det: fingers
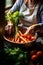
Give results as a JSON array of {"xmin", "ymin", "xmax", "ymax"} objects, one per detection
[
  {"xmin": 24, "ymin": 25, "xmax": 34, "ymax": 35},
  {"xmin": 24, "ymin": 24, "xmax": 41, "ymax": 35}
]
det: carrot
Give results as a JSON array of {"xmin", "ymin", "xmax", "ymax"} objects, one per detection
[
  {"xmin": 6, "ymin": 30, "xmax": 35, "ymax": 43},
  {"xmin": 15, "ymin": 33, "xmax": 19, "ymax": 42},
  {"xmin": 16, "ymin": 37, "xmax": 20, "ymax": 43},
  {"xmin": 20, "ymin": 36, "xmax": 27, "ymax": 43},
  {"xmin": 12, "ymin": 38, "xmax": 15, "ymax": 42},
  {"xmin": 19, "ymin": 31, "xmax": 23, "ymax": 36},
  {"xmin": 19, "ymin": 31, "xmax": 28, "ymax": 37},
  {"xmin": 21, "ymin": 40, "xmax": 24, "ymax": 43}
]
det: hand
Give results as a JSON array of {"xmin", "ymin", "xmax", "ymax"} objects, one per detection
[
  {"xmin": 24, "ymin": 25, "xmax": 35, "ymax": 35},
  {"xmin": 24, "ymin": 24, "xmax": 40, "ymax": 35}
]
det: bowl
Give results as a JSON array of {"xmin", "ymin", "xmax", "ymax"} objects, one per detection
[{"xmin": 3, "ymin": 26, "xmax": 37, "ymax": 47}]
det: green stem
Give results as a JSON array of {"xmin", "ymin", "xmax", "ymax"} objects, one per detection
[{"xmin": 15, "ymin": 25, "xmax": 18, "ymax": 34}]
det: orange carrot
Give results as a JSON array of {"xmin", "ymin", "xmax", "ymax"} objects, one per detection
[
  {"xmin": 20, "ymin": 36, "xmax": 27, "ymax": 43},
  {"xmin": 12, "ymin": 38, "xmax": 15, "ymax": 42},
  {"xmin": 19, "ymin": 31, "xmax": 22, "ymax": 36},
  {"xmin": 16, "ymin": 37, "xmax": 20, "ymax": 43},
  {"xmin": 15, "ymin": 33, "xmax": 19, "ymax": 42},
  {"xmin": 21, "ymin": 40, "xmax": 24, "ymax": 43}
]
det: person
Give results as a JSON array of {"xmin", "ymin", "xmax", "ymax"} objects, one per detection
[{"xmin": 8, "ymin": 0, "xmax": 43, "ymax": 34}]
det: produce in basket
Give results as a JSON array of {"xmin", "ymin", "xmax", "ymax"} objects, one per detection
[{"xmin": 4, "ymin": 11, "xmax": 37, "ymax": 44}]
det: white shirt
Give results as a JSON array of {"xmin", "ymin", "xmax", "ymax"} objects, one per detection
[{"xmin": 19, "ymin": 3, "xmax": 39, "ymax": 26}]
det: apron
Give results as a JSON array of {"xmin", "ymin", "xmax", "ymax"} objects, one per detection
[{"xmin": 19, "ymin": 3, "xmax": 39, "ymax": 26}]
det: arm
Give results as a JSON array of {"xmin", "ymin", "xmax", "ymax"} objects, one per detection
[
  {"xmin": 38, "ymin": 4, "xmax": 43, "ymax": 25},
  {"xmin": 32, "ymin": 4, "xmax": 43, "ymax": 33},
  {"xmin": 10, "ymin": 0, "xmax": 23, "ymax": 12},
  {"xmin": 24, "ymin": 4, "xmax": 43, "ymax": 35},
  {"xmin": 38, "ymin": 4, "xmax": 43, "ymax": 31},
  {"xmin": 39, "ymin": 11, "xmax": 43, "ymax": 24},
  {"xmin": 24, "ymin": 11, "xmax": 43, "ymax": 35}
]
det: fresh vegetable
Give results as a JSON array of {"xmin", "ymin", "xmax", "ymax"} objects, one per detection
[
  {"xmin": 36, "ymin": 51, "xmax": 43, "ymax": 57},
  {"xmin": 5, "ymin": 11, "xmax": 24, "ymax": 25},
  {"xmin": 6, "ymin": 30, "xmax": 36, "ymax": 43},
  {"xmin": 31, "ymin": 55, "xmax": 38, "ymax": 61},
  {"xmin": 5, "ymin": 12, "xmax": 12, "ymax": 21},
  {"xmin": 4, "ymin": 47, "xmax": 28, "ymax": 65},
  {"xmin": 12, "ymin": 11, "xmax": 19, "ymax": 18},
  {"xmin": 31, "ymin": 36, "xmax": 36, "ymax": 41},
  {"xmin": 30, "ymin": 50, "xmax": 43, "ymax": 61},
  {"xmin": 5, "ymin": 11, "xmax": 24, "ymax": 36},
  {"xmin": 30, "ymin": 50, "xmax": 36, "ymax": 56}
]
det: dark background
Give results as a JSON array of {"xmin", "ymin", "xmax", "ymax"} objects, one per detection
[
  {"xmin": 0, "ymin": 0, "xmax": 5, "ymax": 26},
  {"xmin": 0, "ymin": 0, "xmax": 16, "ymax": 48},
  {"xmin": 0, "ymin": 0, "xmax": 5, "ymax": 49},
  {"xmin": 0, "ymin": 0, "xmax": 5, "ymax": 65}
]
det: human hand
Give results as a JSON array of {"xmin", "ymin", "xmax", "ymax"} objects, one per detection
[
  {"xmin": 24, "ymin": 24, "xmax": 40, "ymax": 35},
  {"xmin": 24, "ymin": 25, "xmax": 35, "ymax": 35}
]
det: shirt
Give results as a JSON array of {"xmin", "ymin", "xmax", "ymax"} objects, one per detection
[
  {"xmin": 19, "ymin": 2, "xmax": 39, "ymax": 26},
  {"xmin": 10, "ymin": 0, "xmax": 43, "ymax": 26}
]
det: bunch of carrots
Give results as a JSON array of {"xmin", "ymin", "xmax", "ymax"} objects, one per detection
[{"xmin": 7, "ymin": 31, "xmax": 36, "ymax": 44}]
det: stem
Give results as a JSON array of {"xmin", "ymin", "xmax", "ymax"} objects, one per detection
[{"xmin": 15, "ymin": 26, "xmax": 18, "ymax": 34}]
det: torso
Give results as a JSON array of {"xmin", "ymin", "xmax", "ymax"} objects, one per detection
[{"xmin": 19, "ymin": 2, "xmax": 39, "ymax": 26}]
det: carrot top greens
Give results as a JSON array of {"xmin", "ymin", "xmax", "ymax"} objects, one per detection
[{"xmin": 5, "ymin": 11, "xmax": 24, "ymax": 35}]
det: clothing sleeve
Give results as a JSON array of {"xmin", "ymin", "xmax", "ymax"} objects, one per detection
[
  {"xmin": 40, "ymin": 11, "xmax": 43, "ymax": 23},
  {"xmin": 36, "ymin": 4, "xmax": 43, "ymax": 33},
  {"xmin": 38, "ymin": 8, "xmax": 43, "ymax": 33},
  {"xmin": 38, "ymin": 4, "xmax": 43, "ymax": 26},
  {"xmin": 39, "ymin": 10, "xmax": 43, "ymax": 25},
  {"xmin": 10, "ymin": 0, "xmax": 23, "ymax": 12}
]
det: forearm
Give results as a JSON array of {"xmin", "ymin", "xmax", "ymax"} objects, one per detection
[
  {"xmin": 38, "ymin": 9, "xmax": 43, "ymax": 30},
  {"xmin": 10, "ymin": 0, "xmax": 23, "ymax": 12},
  {"xmin": 33, "ymin": 23, "xmax": 43, "ymax": 33},
  {"xmin": 35, "ymin": 7, "xmax": 43, "ymax": 32}
]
